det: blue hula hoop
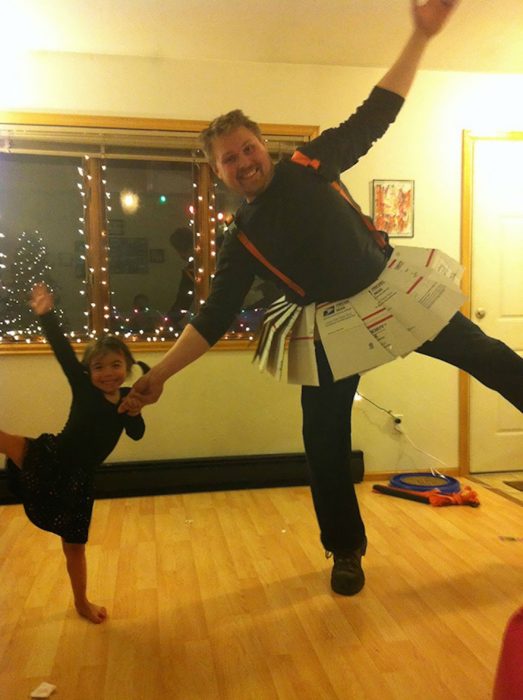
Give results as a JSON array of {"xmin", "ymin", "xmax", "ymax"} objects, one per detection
[{"xmin": 389, "ymin": 472, "xmax": 461, "ymax": 494}]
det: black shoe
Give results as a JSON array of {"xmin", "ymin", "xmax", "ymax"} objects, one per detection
[{"xmin": 328, "ymin": 537, "xmax": 367, "ymax": 596}]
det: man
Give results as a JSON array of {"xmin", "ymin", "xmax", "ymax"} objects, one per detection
[{"xmin": 121, "ymin": 0, "xmax": 523, "ymax": 596}]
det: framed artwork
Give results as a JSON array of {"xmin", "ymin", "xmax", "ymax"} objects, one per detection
[
  {"xmin": 372, "ymin": 179, "xmax": 414, "ymax": 238},
  {"xmin": 108, "ymin": 218, "xmax": 125, "ymax": 237},
  {"xmin": 109, "ymin": 237, "xmax": 149, "ymax": 274},
  {"xmin": 149, "ymin": 248, "xmax": 165, "ymax": 263}
]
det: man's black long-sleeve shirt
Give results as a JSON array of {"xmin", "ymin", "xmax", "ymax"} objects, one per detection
[{"xmin": 191, "ymin": 86, "xmax": 404, "ymax": 346}]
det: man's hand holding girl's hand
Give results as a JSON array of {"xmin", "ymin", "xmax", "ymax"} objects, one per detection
[{"xmin": 118, "ymin": 372, "xmax": 164, "ymax": 414}]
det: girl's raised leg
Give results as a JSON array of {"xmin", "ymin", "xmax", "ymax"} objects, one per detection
[{"xmin": 61, "ymin": 540, "xmax": 107, "ymax": 624}]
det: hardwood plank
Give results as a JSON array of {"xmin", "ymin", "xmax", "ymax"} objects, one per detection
[{"xmin": 0, "ymin": 480, "xmax": 521, "ymax": 699}]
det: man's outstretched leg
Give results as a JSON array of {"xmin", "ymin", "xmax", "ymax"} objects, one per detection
[{"xmin": 417, "ymin": 312, "xmax": 523, "ymax": 410}]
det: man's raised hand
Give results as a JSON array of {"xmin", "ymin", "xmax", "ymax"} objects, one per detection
[{"xmin": 411, "ymin": 0, "xmax": 459, "ymax": 38}]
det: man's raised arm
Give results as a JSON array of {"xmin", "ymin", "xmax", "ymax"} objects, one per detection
[{"xmin": 378, "ymin": 0, "xmax": 459, "ymax": 98}]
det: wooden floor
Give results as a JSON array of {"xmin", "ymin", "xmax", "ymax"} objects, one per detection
[
  {"xmin": 1, "ymin": 479, "xmax": 522, "ymax": 700},
  {"xmin": 471, "ymin": 470, "xmax": 523, "ymax": 506}
]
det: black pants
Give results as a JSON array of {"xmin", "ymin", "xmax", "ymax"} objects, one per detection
[{"xmin": 300, "ymin": 312, "xmax": 523, "ymax": 554}]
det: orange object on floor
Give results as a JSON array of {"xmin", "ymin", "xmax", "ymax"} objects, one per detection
[
  {"xmin": 493, "ymin": 606, "xmax": 523, "ymax": 700},
  {"xmin": 372, "ymin": 483, "xmax": 480, "ymax": 507},
  {"xmin": 426, "ymin": 485, "xmax": 480, "ymax": 507}
]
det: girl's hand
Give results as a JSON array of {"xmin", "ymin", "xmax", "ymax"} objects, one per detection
[
  {"xmin": 121, "ymin": 396, "xmax": 143, "ymax": 417},
  {"xmin": 30, "ymin": 282, "xmax": 54, "ymax": 316}
]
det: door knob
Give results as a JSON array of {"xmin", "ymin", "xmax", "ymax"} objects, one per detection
[{"xmin": 475, "ymin": 308, "xmax": 486, "ymax": 319}]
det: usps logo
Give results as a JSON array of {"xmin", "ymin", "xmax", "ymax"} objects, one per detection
[{"xmin": 323, "ymin": 306, "xmax": 335, "ymax": 318}]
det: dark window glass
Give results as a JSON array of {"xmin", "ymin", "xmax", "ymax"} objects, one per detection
[
  {"xmin": 0, "ymin": 153, "xmax": 88, "ymax": 340},
  {"xmin": 0, "ymin": 117, "xmax": 314, "ymax": 349},
  {"xmin": 103, "ymin": 160, "xmax": 196, "ymax": 340}
]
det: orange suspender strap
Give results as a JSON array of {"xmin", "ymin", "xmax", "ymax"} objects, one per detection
[
  {"xmin": 290, "ymin": 150, "xmax": 388, "ymax": 251},
  {"xmin": 236, "ymin": 229, "xmax": 306, "ymax": 298}
]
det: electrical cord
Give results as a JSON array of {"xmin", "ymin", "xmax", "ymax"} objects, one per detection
[
  {"xmin": 356, "ymin": 391, "xmax": 450, "ymax": 477},
  {"xmin": 355, "ymin": 391, "xmax": 396, "ymax": 419}
]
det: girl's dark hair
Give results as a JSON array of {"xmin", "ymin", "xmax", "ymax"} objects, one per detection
[{"xmin": 81, "ymin": 335, "xmax": 150, "ymax": 376}]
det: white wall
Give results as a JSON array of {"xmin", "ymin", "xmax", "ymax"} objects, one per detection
[{"xmin": 2, "ymin": 51, "xmax": 523, "ymax": 473}]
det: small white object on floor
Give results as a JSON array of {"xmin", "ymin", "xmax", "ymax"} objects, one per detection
[{"xmin": 30, "ymin": 681, "xmax": 56, "ymax": 698}]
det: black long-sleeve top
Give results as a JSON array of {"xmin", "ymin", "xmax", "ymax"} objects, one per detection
[
  {"xmin": 191, "ymin": 86, "xmax": 404, "ymax": 346},
  {"xmin": 40, "ymin": 311, "xmax": 145, "ymax": 468}
]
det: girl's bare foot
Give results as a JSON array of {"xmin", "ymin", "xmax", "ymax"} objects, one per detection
[{"xmin": 75, "ymin": 600, "xmax": 108, "ymax": 624}]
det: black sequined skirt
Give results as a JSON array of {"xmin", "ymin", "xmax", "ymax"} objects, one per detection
[{"xmin": 6, "ymin": 433, "xmax": 94, "ymax": 544}]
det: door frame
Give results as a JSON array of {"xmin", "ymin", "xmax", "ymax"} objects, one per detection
[{"xmin": 459, "ymin": 130, "xmax": 523, "ymax": 475}]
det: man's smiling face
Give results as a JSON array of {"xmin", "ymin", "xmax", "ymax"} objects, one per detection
[{"xmin": 211, "ymin": 126, "xmax": 274, "ymax": 202}]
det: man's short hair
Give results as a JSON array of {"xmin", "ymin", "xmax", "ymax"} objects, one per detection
[{"xmin": 199, "ymin": 109, "xmax": 263, "ymax": 167}]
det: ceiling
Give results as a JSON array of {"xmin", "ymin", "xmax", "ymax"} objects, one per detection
[{"xmin": 6, "ymin": 0, "xmax": 523, "ymax": 74}]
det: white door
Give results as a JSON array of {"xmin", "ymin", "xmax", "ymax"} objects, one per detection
[{"xmin": 469, "ymin": 136, "xmax": 523, "ymax": 473}]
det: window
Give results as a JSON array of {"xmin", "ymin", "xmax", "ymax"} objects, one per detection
[{"xmin": 0, "ymin": 113, "xmax": 317, "ymax": 352}]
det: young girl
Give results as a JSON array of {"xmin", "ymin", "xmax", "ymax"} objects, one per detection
[{"xmin": 1, "ymin": 283, "xmax": 148, "ymax": 623}]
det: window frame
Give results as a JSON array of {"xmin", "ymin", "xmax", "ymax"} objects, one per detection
[{"xmin": 0, "ymin": 111, "xmax": 318, "ymax": 355}]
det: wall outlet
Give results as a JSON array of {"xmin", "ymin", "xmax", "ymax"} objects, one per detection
[{"xmin": 391, "ymin": 413, "xmax": 404, "ymax": 433}]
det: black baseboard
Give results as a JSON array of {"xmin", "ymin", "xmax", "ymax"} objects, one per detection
[{"xmin": 0, "ymin": 450, "xmax": 364, "ymax": 504}]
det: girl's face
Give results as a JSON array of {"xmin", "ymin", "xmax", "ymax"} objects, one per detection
[{"xmin": 89, "ymin": 350, "xmax": 128, "ymax": 396}]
